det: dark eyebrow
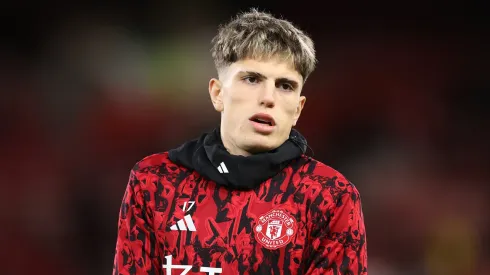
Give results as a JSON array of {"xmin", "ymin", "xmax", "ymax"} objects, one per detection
[
  {"xmin": 241, "ymin": 71, "xmax": 266, "ymax": 80},
  {"xmin": 239, "ymin": 71, "xmax": 299, "ymax": 89}
]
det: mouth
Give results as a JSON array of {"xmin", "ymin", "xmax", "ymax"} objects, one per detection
[{"xmin": 249, "ymin": 113, "xmax": 276, "ymax": 126}]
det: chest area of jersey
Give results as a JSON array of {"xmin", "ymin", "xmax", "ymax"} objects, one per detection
[
  {"xmin": 155, "ymin": 185, "xmax": 302, "ymax": 250},
  {"xmin": 152, "ymin": 177, "xmax": 310, "ymax": 273}
]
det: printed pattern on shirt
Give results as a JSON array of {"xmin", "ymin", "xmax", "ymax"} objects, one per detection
[{"xmin": 113, "ymin": 153, "xmax": 367, "ymax": 275}]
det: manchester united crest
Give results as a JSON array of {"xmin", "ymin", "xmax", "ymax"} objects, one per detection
[{"xmin": 255, "ymin": 209, "xmax": 297, "ymax": 249}]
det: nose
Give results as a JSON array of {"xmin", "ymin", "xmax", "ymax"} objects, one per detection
[{"xmin": 259, "ymin": 82, "xmax": 275, "ymax": 108}]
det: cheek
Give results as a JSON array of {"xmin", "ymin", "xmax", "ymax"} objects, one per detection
[
  {"xmin": 222, "ymin": 88, "xmax": 249, "ymax": 122},
  {"xmin": 224, "ymin": 86, "xmax": 255, "ymax": 113},
  {"xmin": 228, "ymin": 86, "xmax": 250, "ymax": 103},
  {"xmin": 281, "ymin": 99, "xmax": 300, "ymax": 116}
]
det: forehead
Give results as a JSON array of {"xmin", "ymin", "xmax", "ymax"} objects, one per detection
[{"xmin": 227, "ymin": 58, "xmax": 303, "ymax": 83}]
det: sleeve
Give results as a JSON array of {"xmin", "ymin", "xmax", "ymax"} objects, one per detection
[
  {"xmin": 305, "ymin": 184, "xmax": 368, "ymax": 275},
  {"xmin": 113, "ymin": 168, "xmax": 162, "ymax": 275}
]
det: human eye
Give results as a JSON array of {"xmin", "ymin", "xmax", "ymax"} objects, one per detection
[
  {"xmin": 242, "ymin": 75, "xmax": 260, "ymax": 84},
  {"xmin": 278, "ymin": 82, "xmax": 293, "ymax": 91}
]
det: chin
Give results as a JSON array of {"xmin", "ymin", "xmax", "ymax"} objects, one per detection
[
  {"xmin": 242, "ymin": 135, "xmax": 280, "ymax": 154},
  {"xmin": 248, "ymin": 144, "xmax": 274, "ymax": 154}
]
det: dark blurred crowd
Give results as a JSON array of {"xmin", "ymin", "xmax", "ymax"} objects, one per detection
[{"xmin": 1, "ymin": 3, "xmax": 489, "ymax": 275}]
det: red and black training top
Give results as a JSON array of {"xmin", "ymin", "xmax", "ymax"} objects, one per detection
[{"xmin": 113, "ymin": 152, "xmax": 367, "ymax": 274}]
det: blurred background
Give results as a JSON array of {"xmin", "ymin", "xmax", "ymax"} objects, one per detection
[{"xmin": 1, "ymin": 1, "xmax": 489, "ymax": 275}]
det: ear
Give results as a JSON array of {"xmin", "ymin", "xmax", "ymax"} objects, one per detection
[
  {"xmin": 292, "ymin": 96, "xmax": 306, "ymax": 126},
  {"xmin": 209, "ymin": 78, "xmax": 224, "ymax": 112}
]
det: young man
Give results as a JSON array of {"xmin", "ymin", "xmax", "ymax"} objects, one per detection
[{"xmin": 113, "ymin": 9, "xmax": 367, "ymax": 275}]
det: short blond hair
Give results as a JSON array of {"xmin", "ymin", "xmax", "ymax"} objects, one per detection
[{"xmin": 211, "ymin": 8, "xmax": 317, "ymax": 81}]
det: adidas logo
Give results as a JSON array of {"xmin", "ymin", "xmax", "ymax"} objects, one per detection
[
  {"xmin": 217, "ymin": 162, "xmax": 228, "ymax": 174},
  {"xmin": 170, "ymin": 214, "xmax": 196, "ymax": 231}
]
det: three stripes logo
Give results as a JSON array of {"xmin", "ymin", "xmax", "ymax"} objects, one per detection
[
  {"xmin": 169, "ymin": 215, "xmax": 196, "ymax": 231},
  {"xmin": 217, "ymin": 162, "xmax": 229, "ymax": 174},
  {"xmin": 170, "ymin": 201, "xmax": 196, "ymax": 231}
]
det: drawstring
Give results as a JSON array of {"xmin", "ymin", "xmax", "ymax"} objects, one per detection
[{"xmin": 289, "ymin": 135, "xmax": 315, "ymax": 158}]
